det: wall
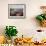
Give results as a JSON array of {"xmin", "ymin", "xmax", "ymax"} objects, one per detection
[{"xmin": 0, "ymin": 0, "xmax": 46, "ymax": 41}]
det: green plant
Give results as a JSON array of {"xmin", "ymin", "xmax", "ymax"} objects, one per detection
[
  {"xmin": 5, "ymin": 26, "xmax": 18, "ymax": 39},
  {"xmin": 36, "ymin": 14, "xmax": 46, "ymax": 21}
]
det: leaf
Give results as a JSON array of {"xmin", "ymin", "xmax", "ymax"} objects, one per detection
[
  {"xmin": 5, "ymin": 26, "xmax": 18, "ymax": 38},
  {"xmin": 36, "ymin": 15, "xmax": 44, "ymax": 21}
]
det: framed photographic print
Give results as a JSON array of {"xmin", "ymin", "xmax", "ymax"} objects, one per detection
[{"xmin": 8, "ymin": 4, "xmax": 26, "ymax": 19}]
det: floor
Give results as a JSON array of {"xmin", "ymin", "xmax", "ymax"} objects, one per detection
[{"xmin": 14, "ymin": 43, "xmax": 46, "ymax": 46}]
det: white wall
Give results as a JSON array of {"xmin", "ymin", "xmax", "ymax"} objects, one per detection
[{"xmin": 0, "ymin": 0, "xmax": 46, "ymax": 40}]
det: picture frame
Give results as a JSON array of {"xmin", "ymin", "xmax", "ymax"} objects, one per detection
[{"xmin": 8, "ymin": 4, "xmax": 26, "ymax": 19}]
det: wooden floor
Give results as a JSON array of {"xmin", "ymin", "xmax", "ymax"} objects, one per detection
[{"xmin": 14, "ymin": 43, "xmax": 46, "ymax": 46}]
